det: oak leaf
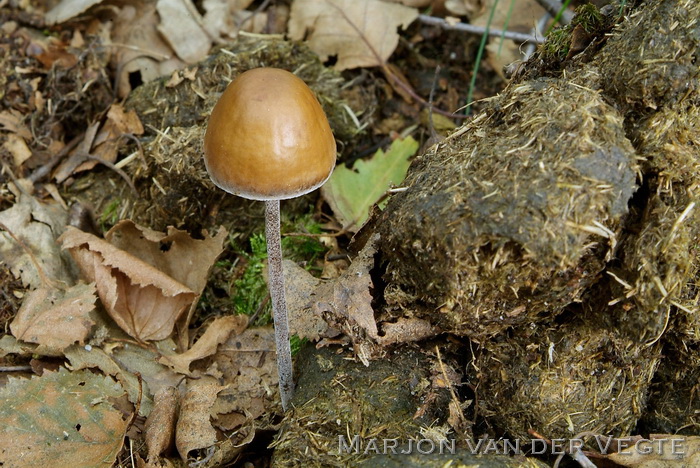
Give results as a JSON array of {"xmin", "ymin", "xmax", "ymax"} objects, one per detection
[{"xmin": 288, "ymin": 0, "xmax": 418, "ymax": 70}]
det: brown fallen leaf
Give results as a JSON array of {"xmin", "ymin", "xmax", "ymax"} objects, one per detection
[
  {"xmin": 65, "ymin": 343, "xmax": 167, "ymax": 416},
  {"xmin": 4, "ymin": 133, "xmax": 32, "ymax": 167},
  {"xmin": 45, "ymin": 0, "xmax": 105, "ymax": 24},
  {"xmin": 202, "ymin": 0, "xmax": 268, "ymax": 39},
  {"xmin": 175, "ymin": 377, "xmax": 224, "ymax": 460},
  {"xmin": 74, "ymin": 103, "xmax": 145, "ymax": 174},
  {"xmin": 286, "ymin": 235, "xmax": 379, "ymax": 347},
  {"xmin": 158, "ymin": 314, "xmax": 249, "ymax": 375},
  {"xmin": 211, "ymin": 327, "xmax": 279, "ymax": 421},
  {"xmin": 0, "ymin": 367, "xmax": 129, "ymax": 467},
  {"xmin": 156, "ymin": 0, "xmax": 211, "ymax": 63},
  {"xmin": 283, "ymin": 259, "xmax": 327, "ymax": 340},
  {"xmin": 10, "ymin": 282, "xmax": 97, "ymax": 351},
  {"xmin": 0, "ymin": 109, "xmax": 32, "ymax": 139},
  {"xmin": 288, "ymin": 0, "xmax": 418, "ymax": 70},
  {"xmin": 59, "ymin": 226, "xmax": 196, "ymax": 342},
  {"xmin": 110, "ymin": 2, "xmax": 184, "ymax": 97},
  {"xmin": 0, "ymin": 193, "xmax": 75, "ymax": 288},
  {"xmin": 104, "ymin": 220, "xmax": 228, "ymax": 348},
  {"xmin": 286, "ymin": 235, "xmax": 429, "ymax": 360},
  {"xmin": 470, "ymin": 0, "xmax": 545, "ymax": 79},
  {"xmin": 145, "ymin": 386, "xmax": 179, "ymax": 462},
  {"xmin": 606, "ymin": 435, "xmax": 700, "ymax": 467}
]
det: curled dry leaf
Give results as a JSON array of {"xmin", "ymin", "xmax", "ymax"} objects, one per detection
[
  {"xmin": 202, "ymin": 0, "xmax": 268, "ymax": 38},
  {"xmin": 158, "ymin": 314, "xmax": 249, "ymax": 375},
  {"xmin": 44, "ymin": 0, "xmax": 104, "ymax": 24},
  {"xmin": 145, "ymin": 386, "xmax": 179, "ymax": 462},
  {"xmin": 285, "ymin": 234, "xmax": 433, "ymax": 357},
  {"xmin": 175, "ymin": 377, "xmax": 224, "ymax": 460},
  {"xmin": 288, "ymin": 0, "xmax": 419, "ymax": 70},
  {"xmin": 4, "ymin": 133, "xmax": 32, "ymax": 167},
  {"xmin": 10, "ymin": 282, "xmax": 97, "ymax": 351},
  {"xmin": 59, "ymin": 221, "xmax": 227, "ymax": 343},
  {"xmin": 104, "ymin": 220, "xmax": 228, "ymax": 347},
  {"xmin": 59, "ymin": 227, "xmax": 194, "ymax": 342}
]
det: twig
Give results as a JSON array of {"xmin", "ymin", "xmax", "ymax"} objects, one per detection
[
  {"xmin": 27, "ymin": 132, "xmax": 84, "ymax": 183},
  {"xmin": 532, "ymin": 0, "xmax": 574, "ymax": 24},
  {"xmin": 418, "ymin": 15, "xmax": 545, "ymax": 44},
  {"xmin": 0, "ymin": 366, "xmax": 33, "ymax": 372}
]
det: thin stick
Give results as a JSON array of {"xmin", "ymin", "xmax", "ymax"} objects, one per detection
[
  {"xmin": 418, "ymin": 15, "xmax": 545, "ymax": 44},
  {"xmin": 265, "ymin": 199, "xmax": 294, "ymax": 411}
]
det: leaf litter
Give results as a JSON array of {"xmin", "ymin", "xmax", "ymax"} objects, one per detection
[
  {"xmin": 58, "ymin": 220, "xmax": 227, "ymax": 343},
  {"xmin": 0, "ymin": 367, "xmax": 129, "ymax": 467}
]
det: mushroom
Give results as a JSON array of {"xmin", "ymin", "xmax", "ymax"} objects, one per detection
[{"xmin": 203, "ymin": 68, "xmax": 336, "ymax": 410}]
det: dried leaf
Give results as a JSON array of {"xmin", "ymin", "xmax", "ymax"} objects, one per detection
[
  {"xmin": 65, "ymin": 344, "xmax": 164, "ymax": 416},
  {"xmin": 111, "ymin": 3, "xmax": 183, "ymax": 97},
  {"xmin": 84, "ymin": 339, "xmax": 183, "ymax": 401},
  {"xmin": 211, "ymin": 327, "xmax": 278, "ymax": 419},
  {"xmin": 145, "ymin": 387, "xmax": 179, "ymax": 461},
  {"xmin": 3, "ymin": 133, "xmax": 32, "ymax": 167},
  {"xmin": 471, "ymin": 0, "xmax": 545, "ymax": 79},
  {"xmin": 104, "ymin": 220, "xmax": 228, "ymax": 347},
  {"xmin": 0, "ymin": 109, "xmax": 32, "ymax": 139},
  {"xmin": 0, "ymin": 368, "xmax": 128, "ymax": 467},
  {"xmin": 78, "ymin": 103, "xmax": 145, "ymax": 172},
  {"xmin": 288, "ymin": 0, "xmax": 418, "ymax": 70},
  {"xmin": 0, "ymin": 193, "xmax": 75, "ymax": 288},
  {"xmin": 105, "ymin": 220, "xmax": 227, "ymax": 302},
  {"xmin": 202, "ymin": 0, "xmax": 267, "ymax": 37},
  {"xmin": 606, "ymin": 435, "xmax": 700, "ymax": 467},
  {"xmin": 445, "ymin": 0, "xmax": 483, "ymax": 16},
  {"xmin": 158, "ymin": 315, "xmax": 248, "ymax": 375},
  {"xmin": 0, "ymin": 334, "xmax": 38, "ymax": 358},
  {"xmin": 283, "ymin": 259, "xmax": 327, "ymax": 340},
  {"xmin": 156, "ymin": 0, "xmax": 211, "ymax": 63},
  {"xmin": 322, "ymin": 136, "xmax": 418, "ymax": 231},
  {"xmin": 175, "ymin": 378, "xmax": 223, "ymax": 460},
  {"xmin": 59, "ymin": 226, "xmax": 197, "ymax": 342},
  {"xmin": 45, "ymin": 0, "xmax": 105, "ymax": 24},
  {"xmin": 286, "ymin": 234, "xmax": 381, "ymax": 358},
  {"xmin": 10, "ymin": 282, "xmax": 97, "ymax": 351},
  {"xmin": 384, "ymin": 0, "xmax": 432, "ymax": 6}
]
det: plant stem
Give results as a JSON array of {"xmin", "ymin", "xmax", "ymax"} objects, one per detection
[{"xmin": 265, "ymin": 199, "xmax": 293, "ymax": 411}]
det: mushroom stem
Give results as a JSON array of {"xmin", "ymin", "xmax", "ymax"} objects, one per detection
[{"xmin": 265, "ymin": 199, "xmax": 294, "ymax": 411}]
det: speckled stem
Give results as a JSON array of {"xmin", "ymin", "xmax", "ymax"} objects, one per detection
[{"xmin": 265, "ymin": 199, "xmax": 294, "ymax": 411}]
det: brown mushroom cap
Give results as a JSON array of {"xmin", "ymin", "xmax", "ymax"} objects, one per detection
[{"xmin": 203, "ymin": 68, "xmax": 337, "ymax": 201}]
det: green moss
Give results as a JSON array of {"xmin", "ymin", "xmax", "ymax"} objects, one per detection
[
  {"xmin": 541, "ymin": 27, "xmax": 570, "ymax": 62},
  {"xmin": 290, "ymin": 335, "xmax": 307, "ymax": 356},
  {"xmin": 226, "ymin": 210, "xmax": 328, "ymax": 325},
  {"xmin": 571, "ymin": 3, "xmax": 605, "ymax": 34},
  {"xmin": 99, "ymin": 199, "xmax": 121, "ymax": 231}
]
